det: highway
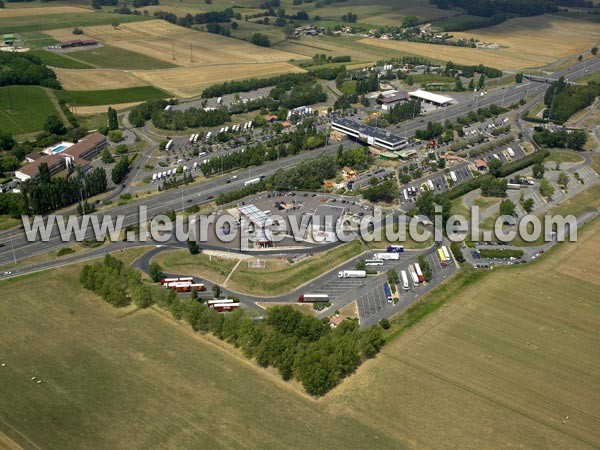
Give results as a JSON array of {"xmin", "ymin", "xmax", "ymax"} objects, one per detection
[{"xmin": 1, "ymin": 55, "xmax": 598, "ymax": 269}]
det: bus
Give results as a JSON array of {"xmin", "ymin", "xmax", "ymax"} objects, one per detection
[
  {"xmin": 400, "ymin": 270, "xmax": 410, "ymax": 290},
  {"xmin": 365, "ymin": 259, "xmax": 384, "ymax": 266},
  {"xmin": 206, "ymin": 299, "xmax": 235, "ymax": 307},
  {"xmin": 437, "ymin": 248, "xmax": 447, "ymax": 268},
  {"xmin": 383, "ymin": 282, "xmax": 393, "ymax": 303},
  {"xmin": 298, "ymin": 293, "xmax": 329, "ymax": 303}
]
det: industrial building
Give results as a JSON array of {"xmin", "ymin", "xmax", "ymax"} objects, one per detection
[
  {"xmin": 408, "ymin": 89, "xmax": 454, "ymax": 107},
  {"xmin": 238, "ymin": 204, "xmax": 272, "ymax": 248},
  {"xmin": 331, "ymin": 118, "xmax": 407, "ymax": 152}
]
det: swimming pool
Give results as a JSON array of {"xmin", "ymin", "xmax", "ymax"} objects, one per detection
[{"xmin": 50, "ymin": 145, "xmax": 68, "ymax": 154}]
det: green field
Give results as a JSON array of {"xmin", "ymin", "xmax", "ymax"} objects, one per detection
[
  {"xmin": 430, "ymin": 14, "xmax": 496, "ymax": 31},
  {"xmin": 66, "ymin": 45, "xmax": 178, "ymax": 70},
  {"xmin": 0, "ymin": 12, "xmax": 152, "ymax": 34},
  {"xmin": 0, "ymin": 86, "xmax": 59, "ymax": 134},
  {"xmin": 55, "ymin": 86, "xmax": 168, "ymax": 106},
  {"xmin": 27, "ymin": 49, "xmax": 95, "ymax": 69},
  {"xmin": 1, "ymin": 220, "xmax": 599, "ymax": 448}
]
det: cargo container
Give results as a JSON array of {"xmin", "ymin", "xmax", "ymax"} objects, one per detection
[
  {"xmin": 338, "ymin": 270, "xmax": 367, "ymax": 278},
  {"xmin": 298, "ymin": 293, "xmax": 329, "ymax": 303}
]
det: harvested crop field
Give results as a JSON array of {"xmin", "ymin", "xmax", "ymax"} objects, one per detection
[
  {"xmin": 360, "ymin": 15, "xmax": 600, "ymax": 69},
  {"xmin": 73, "ymin": 102, "xmax": 143, "ymax": 115},
  {"xmin": 131, "ymin": 62, "xmax": 305, "ymax": 98},
  {"xmin": 78, "ymin": 21, "xmax": 300, "ymax": 67},
  {"xmin": 0, "ymin": 6, "xmax": 91, "ymax": 18},
  {"xmin": 54, "ymin": 68, "xmax": 147, "ymax": 90}
]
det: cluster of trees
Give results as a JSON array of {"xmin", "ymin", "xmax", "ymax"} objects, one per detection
[
  {"xmin": 201, "ymin": 123, "xmax": 326, "ymax": 176},
  {"xmin": 341, "ymin": 12, "xmax": 357, "ymax": 22},
  {"xmin": 251, "ymin": 33, "xmax": 271, "ymax": 47},
  {"xmin": 387, "ymin": 99, "xmax": 421, "ymax": 124},
  {"xmin": 111, "ymin": 155, "xmax": 131, "ymax": 184},
  {"xmin": 308, "ymin": 65, "xmax": 347, "ymax": 81},
  {"xmin": 91, "ymin": 0, "xmax": 118, "ymax": 9},
  {"xmin": 480, "ymin": 177, "xmax": 507, "ymax": 197},
  {"xmin": 336, "ymin": 145, "xmax": 372, "ymax": 171},
  {"xmin": 362, "ymin": 178, "xmax": 396, "ymax": 203},
  {"xmin": 20, "ymin": 165, "xmax": 107, "ymax": 215},
  {"xmin": 132, "ymin": 0, "xmax": 159, "ymax": 7},
  {"xmin": 271, "ymin": 82, "xmax": 327, "ymax": 109},
  {"xmin": 417, "ymin": 256, "xmax": 432, "ymax": 282},
  {"xmin": 543, "ymin": 77, "xmax": 600, "ymax": 123},
  {"xmin": 80, "ymin": 255, "xmax": 385, "ymax": 396},
  {"xmin": 152, "ymin": 8, "xmax": 235, "ymax": 28},
  {"xmin": 202, "ymin": 73, "xmax": 313, "ymax": 98},
  {"xmin": 431, "ymin": 0, "xmax": 558, "ymax": 19},
  {"xmin": 444, "ymin": 61, "xmax": 502, "ymax": 78},
  {"xmin": 128, "ymin": 99, "xmax": 230, "ymax": 130},
  {"xmin": 158, "ymin": 172, "xmax": 195, "ymax": 191},
  {"xmin": 0, "ymin": 53, "xmax": 60, "ymax": 89},
  {"xmin": 533, "ymin": 128, "xmax": 588, "ymax": 151},
  {"xmin": 354, "ymin": 73, "xmax": 379, "ymax": 95}
]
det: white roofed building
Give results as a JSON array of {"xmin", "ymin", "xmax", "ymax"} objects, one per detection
[{"xmin": 408, "ymin": 89, "xmax": 454, "ymax": 107}]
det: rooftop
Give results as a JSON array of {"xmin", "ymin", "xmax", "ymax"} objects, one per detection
[
  {"xmin": 17, "ymin": 154, "xmax": 64, "ymax": 177},
  {"xmin": 408, "ymin": 89, "xmax": 454, "ymax": 105},
  {"xmin": 332, "ymin": 118, "xmax": 406, "ymax": 145}
]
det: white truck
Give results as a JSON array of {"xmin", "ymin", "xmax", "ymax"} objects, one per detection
[
  {"xmin": 506, "ymin": 147, "xmax": 515, "ymax": 158},
  {"xmin": 427, "ymin": 180, "xmax": 435, "ymax": 191},
  {"xmin": 165, "ymin": 139, "xmax": 174, "ymax": 151},
  {"xmin": 373, "ymin": 253, "xmax": 400, "ymax": 261},
  {"xmin": 449, "ymin": 171, "xmax": 458, "ymax": 183},
  {"xmin": 151, "ymin": 173, "xmax": 157, "ymax": 182},
  {"xmin": 338, "ymin": 270, "xmax": 367, "ymax": 278},
  {"xmin": 441, "ymin": 246, "xmax": 451, "ymax": 264},
  {"xmin": 244, "ymin": 177, "xmax": 261, "ymax": 187},
  {"xmin": 409, "ymin": 267, "xmax": 420, "ymax": 287}
]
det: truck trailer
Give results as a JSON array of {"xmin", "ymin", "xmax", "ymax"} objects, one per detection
[
  {"xmin": 374, "ymin": 252, "xmax": 400, "ymax": 261},
  {"xmin": 383, "ymin": 282, "xmax": 393, "ymax": 303},
  {"xmin": 414, "ymin": 263, "xmax": 424, "ymax": 282},
  {"xmin": 387, "ymin": 245, "xmax": 404, "ymax": 253},
  {"xmin": 338, "ymin": 270, "xmax": 367, "ymax": 278},
  {"xmin": 401, "ymin": 270, "xmax": 410, "ymax": 290}
]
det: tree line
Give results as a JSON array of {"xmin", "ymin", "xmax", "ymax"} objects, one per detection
[
  {"xmin": 202, "ymin": 73, "xmax": 314, "ymax": 98},
  {"xmin": 444, "ymin": 61, "xmax": 503, "ymax": 79},
  {"xmin": 20, "ymin": 165, "xmax": 107, "ymax": 215},
  {"xmin": 543, "ymin": 76, "xmax": 600, "ymax": 123},
  {"xmin": 533, "ymin": 128, "xmax": 588, "ymax": 151},
  {"xmin": 0, "ymin": 53, "xmax": 61, "ymax": 89},
  {"xmin": 201, "ymin": 122, "xmax": 326, "ymax": 176},
  {"xmin": 80, "ymin": 254, "xmax": 385, "ymax": 396}
]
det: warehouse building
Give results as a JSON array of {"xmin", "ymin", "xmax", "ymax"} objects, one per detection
[{"xmin": 377, "ymin": 90, "xmax": 409, "ymax": 111}]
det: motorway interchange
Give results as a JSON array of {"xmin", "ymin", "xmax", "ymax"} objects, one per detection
[{"xmin": 1, "ymin": 55, "xmax": 599, "ymax": 326}]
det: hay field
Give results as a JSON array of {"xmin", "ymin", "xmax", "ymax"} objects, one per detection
[
  {"xmin": 79, "ymin": 21, "xmax": 300, "ymax": 68},
  {"xmin": 0, "ymin": 6, "xmax": 91, "ymax": 17},
  {"xmin": 1, "ymin": 223, "xmax": 599, "ymax": 448},
  {"xmin": 131, "ymin": 62, "xmax": 305, "ymax": 98},
  {"xmin": 54, "ymin": 68, "xmax": 147, "ymax": 90},
  {"xmin": 451, "ymin": 15, "xmax": 600, "ymax": 65},
  {"xmin": 360, "ymin": 15, "xmax": 600, "ymax": 69},
  {"xmin": 330, "ymin": 218, "xmax": 600, "ymax": 448}
]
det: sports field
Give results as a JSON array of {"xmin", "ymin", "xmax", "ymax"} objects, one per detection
[
  {"xmin": 130, "ymin": 62, "xmax": 305, "ymax": 98},
  {"xmin": 0, "ymin": 86, "xmax": 59, "ymax": 134},
  {"xmin": 1, "ymin": 220, "xmax": 599, "ymax": 448},
  {"xmin": 77, "ymin": 21, "xmax": 300, "ymax": 68},
  {"xmin": 53, "ymin": 68, "xmax": 148, "ymax": 90}
]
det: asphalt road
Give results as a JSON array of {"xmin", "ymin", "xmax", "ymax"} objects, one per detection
[{"xmin": 1, "ymin": 55, "xmax": 598, "ymax": 269}]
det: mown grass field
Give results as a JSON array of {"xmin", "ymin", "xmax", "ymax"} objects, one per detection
[
  {"xmin": 545, "ymin": 149, "xmax": 585, "ymax": 163},
  {"xmin": 227, "ymin": 240, "xmax": 363, "ymax": 296},
  {"xmin": 55, "ymin": 86, "xmax": 168, "ymax": 106},
  {"xmin": 1, "ymin": 221, "xmax": 599, "ymax": 449},
  {"xmin": 0, "ymin": 11, "xmax": 151, "ymax": 34},
  {"xmin": 26, "ymin": 50, "xmax": 94, "ymax": 69},
  {"xmin": 64, "ymin": 45, "xmax": 178, "ymax": 70},
  {"xmin": 0, "ymin": 86, "xmax": 58, "ymax": 134},
  {"xmin": 151, "ymin": 251, "xmax": 238, "ymax": 284}
]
